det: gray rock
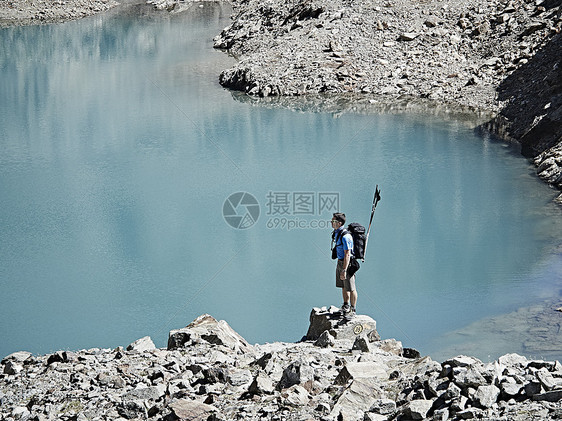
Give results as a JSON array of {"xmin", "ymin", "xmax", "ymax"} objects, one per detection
[
  {"xmin": 445, "ymin": 355, "xmax": 482, "ymax": 368},
  {"xmin": 532, "ymin": 389, "xmax": 562, "ymax": 402},
  {"xmin": 126, "ymin": 336, "xmax": 156, "ymax": 353},
  {"xmin": 248, "ymin": 372, "xmax": 275, "ymax": 395},
  {"xmin": 122, "ymin": 384, "xmax": 166, "ymax": 401},
  {"xmin": 405, "ymin": 399, "xmax": 433, "ymax": 420},
  {"xmin": 500, "ymin": 381, "xmax": 522, "ymax": 398},
  {"xmin": 372, "ymin": 339, "xmax": 402, "ymax": 356},
  {"xmin": 454, "ymin": 367, "xmax": 487, "ymax": 388},
  {"xmin": 278, "ymin": 361, "xmax": 304, "ymax": 389},
  {"xmin": 536, "ymin": 367, "xmax": 559, "ymax": 391},
  {"xmin": 168, "ymin": 314, "xmax": 253, "ymax": 354},
  {"xmin": 433, "ymin": 408, "xmax": 449, "ymax": 421},
  {"xmin": 369, "ymin": 398, "xmax": 396, "ymax": 415},
  {"xmin": 314, "ymin": 330, "xmax": 335, "ymax": 348},
  {"xmin": 227, "ymin": 369, "xmax": 252, "ymax": 387},
  {"xmin": 398, "ymin": 32, "xmax": 419, "ymax": 41},
  {"xmin": 457, "ymin": 407, "xmax": 484, "ymax": 419},
  {"xmin": 1, "ymin": 351, "xmax": 32, "ymax": 364},
  {"xmin": 524, "ymin": 381, "xmax": 543, "ymax": 397},
  {"xmin": 473, "ymin": 384, "xmax": 500, "ymax": 408},
  {"xmin": 280, "ymin": 384, "xmax": 310, "ymax": 406},
  {"xmin": 364, "ymin": 413, "xmax": 387, "ymax": 421},
  {"xmin": 332, "ymin": 378, "xmax": 384, "ymax": 419},
  {"xmin": 441, "ymin": 382, "xmax": 462, "ymax": 400},
  {"xmin": 498, "ymin": 353, "xmax": 528, "ymax": 368},
  {"xmin": 3, "ymin": 361, "xmax": 23, "ymax": 375},
  {"xmin": 352, "ymin": 334, "xmax": 371, "ymax": 352},
  {"xmin": 306, "ymin": 307, "xmax": 378, "ymax": 341},
  {"xmin": 334, "ymin": 362, "xmax": 388, "ymax": 385},
  {"xmin": 168, "ymin": 398, "xmax": 218, "ymax": 421}
]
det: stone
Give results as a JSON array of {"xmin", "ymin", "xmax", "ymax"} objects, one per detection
[
  {"xmin": 536, "ymin": 367, "xmax": 558, "ymax": 391},
  {"xmin": 444, "ymin": 382, "xmax": 462, "ymax": 400},
  {"xmin": 1, "ymin": 351, "xmax": 32, "ymax": 364},
  {"xmin": 369, "ymin": 398, "xmax": 396, "ymax": 415},
  {"xmin": 473, "ymin": 385, "xmax": 500, "ymax": 408},
  {"xmin": 364, "ymin": 414, "xmax": 387, "ymax": 421},
  {"xmin": 3, "ymin": 361, "xmax": 23, "ymax": 375},
  {"xmin": 280, "ymin": 384, "xmax": 310, "ymax": 406},
  {"xmin": 532, "ymin": 389, "xmax": 562, "ymax": 402},
  {"xmin": 454, "ymin": 367, "xmax": 487, "ymax": 388},
  {"xmin": 457, "ymin": 407, "xmax": 484, "ymax": 419},
  {"xmin": 433, "ymin": 408, "xmax": 449, "ymax": 421},
  {"xmin": 445, "ymin": 355, "xmax": 482, "ymax": 368},
  {"xmin": 524, "ymin": 381, "xmax": 543, "ymax": 397},
  {"xmin": 306, "ymin": 307, "xmax": 378, "ymax": 341},
  {"xmin": 403, "ymin": 348, "xmax": 421, "ymax": 359},
  {"xmin": 334, "ymin": 362, "xmax": 388, "ymax": 385},
  {"xmin": 373, "ymin": 339, "xmax": 402, "ymax": 356},
  {"xmin": 398, "ymin": 32, "xmax": 419, "ymax": 41},
  {"xmin": 47, "ymin": 351, "xmax": 66, "ymax": 365},
  {"xmin": 227, "ymin": 369, "xmax": 252, "ymax": 387},
  {"xmin": 352, "ymin": 334, "xmax": 371, "ymax": 352},
  {"xmin": 122, "ymin": 384, "xmax": 166, "ymax": 401},
  {"xmin": 314, "ymin": 330, "xmax": 335, "ymax": 348},
  {"xmin": 169, "ymin": 399, "xmax": 218, "ymax": 421},
  {"xmin": 331, "ymin": 378, "xmax": 384, "ymax": 419},
  {"xmin": 278, "ymin": 361, "xmax": 305, "ymax": 389},
  {"xmin": 127, "ymin": 336, "xmax": 156, "ymax": 352},
  {"xmin": 167, "ymin": 314, "xmax": 253, "ymax": 354},
  {"xmin": 405, "ymin": 399, "xmax": 433, "ymax": 420},
  {"xmin": 11, "ymin": 406, "xmax": 30, "ymax": 419},
  {"xmin": 498, "ymin": 353, "xmax": 528, "ymax": 368},
  {"xmin": 248, "ymin": 372, "xmax": 275, "ymax": 395},
  {"xmin": 500, "ymin": 381, "xmax": 522, "ymax": 397}
]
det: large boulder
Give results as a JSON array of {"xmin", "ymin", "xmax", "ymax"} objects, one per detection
[
  {"xmin": 167, "ymin": 314, "xmax": 253, "ymax": 354},
  {"xmin": 306, "ymin": 306, "xmax": 379, "ymax": 342},
  {"xmin": 127, "ymin": 336, "xmax": 156, "ymax": 352}
]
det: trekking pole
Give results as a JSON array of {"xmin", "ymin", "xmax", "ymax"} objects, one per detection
[{"xmin": 363, "ymin": 185, "xmax": 381, "ymax": 262}]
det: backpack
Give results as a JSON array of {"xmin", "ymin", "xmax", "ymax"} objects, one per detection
[
  {"xmin": 346, "ymin": 222, "xmax": 366, "ymax": 261},
  {"xmin": 331, "ymin": 222, "xmax": 367, "ymax": 277}
]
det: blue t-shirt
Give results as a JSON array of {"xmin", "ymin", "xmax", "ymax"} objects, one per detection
[{"xmin": 334, "ymin": 227, "xmax": 353, "ymax": 260}]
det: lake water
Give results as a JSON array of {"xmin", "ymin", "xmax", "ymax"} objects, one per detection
[{"xmin": 1, "ymin": 2, "xmax": 562, "ymax": 362}]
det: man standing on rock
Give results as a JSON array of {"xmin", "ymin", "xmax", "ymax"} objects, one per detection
[{"xmin": 331, "ymin": 213, "xmax": 357, "ymax": 318}]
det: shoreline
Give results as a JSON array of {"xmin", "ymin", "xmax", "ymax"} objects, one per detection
[
  {"xmin": 0, "ymin": 0, "xmax": 118, "ymax": 28},
  {"xmin": 2, "ymin": 311, "xmax": 562, "ymax": 420},
  {"xmin": 211, "ymin": 0, "xmax": 562, "ymax": 202},
  {"xmin": 1, "ymin": 0, "xmax": 560, "ymax": 200}
]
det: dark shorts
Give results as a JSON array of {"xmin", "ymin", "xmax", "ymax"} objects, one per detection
[{"xmin": 336, "ymin": 259, "xmax": 356, "ymax": 292}]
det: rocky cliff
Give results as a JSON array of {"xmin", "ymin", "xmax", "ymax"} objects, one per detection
[
  {"xmin": 212, "ymin": 0, "xmax": 562, "ymax": 202},
  {"xmin": 0, "ymin": 0, "xmax": 117, "ymax": 27},
  {"xmin": 2, "ymin": 309, "xmax": 562, "ymax": 420}
]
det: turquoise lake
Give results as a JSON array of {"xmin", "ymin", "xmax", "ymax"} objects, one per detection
[{"xmin": 1, "ymin": 2, "xmax": 562, "ymax": 362}]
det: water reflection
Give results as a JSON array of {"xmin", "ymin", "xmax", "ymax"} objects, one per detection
[{"xmin": 1, "ymin": 3, "xmax": 561, "ymax": 362}]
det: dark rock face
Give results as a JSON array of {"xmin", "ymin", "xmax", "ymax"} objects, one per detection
[
  {"xmin": 2, "ymin": 311, "xmax": 562, "ymax": 420},
  {"xmin": 490, "ymin": 32, "xmax": 561, "ymax": 195}
]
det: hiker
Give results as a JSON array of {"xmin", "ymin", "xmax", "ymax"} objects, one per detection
[{"xmin": 331, "ymin": 212, "xmax": 357, "ymax": 318}]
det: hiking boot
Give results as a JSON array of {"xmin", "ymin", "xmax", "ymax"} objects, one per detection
[
  {"xmin": 340, "ymin": 303, "xmax": 351, "ymax": 315},
  {"xmin": 342, "ymin": 307, "xmax": 356, "ymax": 322}
]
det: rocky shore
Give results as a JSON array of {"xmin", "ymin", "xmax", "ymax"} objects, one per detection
[
  {"xmin": 2, "ymin": 309, "xmax": 562, "ymax": 421},
  {"xmin": 211, "ymin": 0, "xmax": 562, "ymax": 202},
  {"xmin": 0, "ymin": 0, "xmax": 117, "ymax": 28}
]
